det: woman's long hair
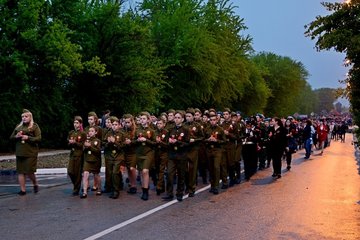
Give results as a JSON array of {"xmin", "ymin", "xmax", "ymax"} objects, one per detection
[{"xmin": 123, "ymin": 114, "xmax": 136, "ymax": 139}]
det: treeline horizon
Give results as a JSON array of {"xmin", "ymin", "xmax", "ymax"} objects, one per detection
[{"xmin": 0, "ymin": 0, "xmax": 340, "ymax": 151}]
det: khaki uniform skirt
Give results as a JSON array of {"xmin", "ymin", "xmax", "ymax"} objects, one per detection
[{"xmin": 16, "ymin": 156, "xmax": 37, "ymax": 174}]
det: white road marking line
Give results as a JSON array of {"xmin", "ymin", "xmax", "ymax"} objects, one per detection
[{"xmin": 83, "ymin": 184, "xmax": 211, "ymax": 240}]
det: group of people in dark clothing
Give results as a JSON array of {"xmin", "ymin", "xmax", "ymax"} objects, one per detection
[
  {"xmin": 65, "ymin": 108, "xmax": 344, "ymax": 201},
  {"xmin": 10, "ymin": 108, "xmax": 346, "ymax": 198}
]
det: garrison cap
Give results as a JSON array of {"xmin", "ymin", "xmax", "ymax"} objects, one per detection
[
  {"xmin": 167, "ymin": 109, "xmax": 176, "ymax": 114},
  {"xmin": 209, "ymin": 111, "xmax": 217, "ymax": 117},
  {"xmin": 123, "ymin": 113, "xmax": 134, "ymax": 119},
  {"xmin": 175, "ymin": 110, "xmax": 185, "ymax": 118},
  {"xmin": 139, "ymin": 111, "xmax": 150, "ymax": 118},
  {"xmin": 109, "ymin": 116, "xmax": 119, "ymax": 123},
  {"xmin": 186, "ymin": 108, "xmax": 195, "ymax": 115},
  {"xmin": 208, "ymin": 108, "xmax": 216, "ymax": 114},
  {"xmin": 223, "ymin": 108, "xmax": 231, "ymax": 113},
  {"xmin": 88, "ymin": 111, "xmax": 98, "ymax": 118}
]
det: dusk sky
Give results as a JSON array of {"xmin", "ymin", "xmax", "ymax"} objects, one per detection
[
  {"xmin": 233, "ymin": 0, "xmax": 349, "ymax": 105},
  {"xmin": 125, "ymin": 0, "xmax": 349, "ymax": 105}
]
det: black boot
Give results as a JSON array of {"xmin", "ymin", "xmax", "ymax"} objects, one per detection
[{"xmin": 141, "ymin": 188, "xmax": 149, "ymax": 201}]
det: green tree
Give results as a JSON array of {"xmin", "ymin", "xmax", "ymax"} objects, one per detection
[
  {"xmin": 49, "ymin": 1, "xmax": 165, "ymax": 115},
  {"xmin": 0, "ymin": 0, "xmax": 84, "ymax": 150},
  {"xmin": 313, "ymin": 88, "xmax": 336, "ymax": 114},
  {"xmin": 103, "ymin": 11, "xmax": 165, "ymax": 114},
  {"xmin": 251, "ymin": 52, "xmax": 309, "ymax": 117},
  {"xmin": 140, "ymin": 0, "xmax": 253, "ymax": 110},
  {"xmin": 305, "ymin": 1, "xmax": 360, "ymax": 125},
  {"xmin": 296, "ymin": 82, "xmax": 317, "ymax": 115},
  {"xmin": 234, "ymin": 60, "xmax": 270, "ymax": 115},
  {"xmin": 201, "ymin": 0, "xmax": 253, "ymax": 108},
  {"xmin": 0, "ymin": 0, "xmax": 123, "ymax": 151}
]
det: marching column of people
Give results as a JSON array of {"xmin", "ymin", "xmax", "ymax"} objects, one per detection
[{"xmin": 57, "ymin": 108, "xmax": 336, "ymax": 201}]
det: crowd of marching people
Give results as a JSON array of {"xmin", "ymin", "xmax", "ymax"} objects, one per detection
[
  {"xmin": 9, "ymin": 108, "xmax": 350, "ymax": 198},
  {"xmin": 63, "ymin": 108, "xmax": 352, "ymax": 201}
]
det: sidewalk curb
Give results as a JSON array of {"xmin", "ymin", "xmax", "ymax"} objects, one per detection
[
  {"xmin": 0, "ymin": 150, "xmax": 70, "ymax": 162},
  {"xmin": 1, "ymin": 167, "xmax": 106, "ymax": 175}
]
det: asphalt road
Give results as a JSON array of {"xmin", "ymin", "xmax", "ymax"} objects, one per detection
[{"xmin": 0, "ymin": 134, "xmax": 359, "ymax": 240}]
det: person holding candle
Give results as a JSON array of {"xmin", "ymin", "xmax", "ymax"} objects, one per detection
[
  {"xmin": 67, "ymin": 116, "xmax": 87, "ymax": 196},
  {"xmin": 10, "ymin": 109, "xmax": 42, "ymax": 196},
  {"xmin": 135, "ymin": 112, "xmax": 156, "ymax": 201},
  {"xmin": 80, "ymin": 126, "xmax": 102, "ymax": 198}
]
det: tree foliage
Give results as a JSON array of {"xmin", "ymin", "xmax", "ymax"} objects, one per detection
[
  {"xmin": 0, "ymin": 0, "xmax": 327, "ymax": 151},
  {"xmin": 0, "ymin": 0, "xmax": 83, "ymax": 149},
  {"xmin": 296, "ymin": 82, "xmax": 317, "ymax": 115},
  {"xmin": 313, "ymin": 88, "xmax": 337, "ymax": 114},
  {"xmin": 139, "ymin": 0, "xmax": 253, "ymax": 109},
  {"xmin": 251, "ymin": 52, "xmax": 309, "ymax": 117},
  {"xmin": 305, "ymin": 1, "xmax": 360, "ymax": 124},
  {"xmin": 234, "ymin": 60, "xmax": 270, "ymax": 115}
]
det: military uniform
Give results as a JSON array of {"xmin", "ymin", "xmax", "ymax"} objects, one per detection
[
  {"xmin": 10, "ymin": 123, "xmax": 42, "ymax": 174},
  {"xmin": 80, "ymin": 134, "xmax": 102, "ymax": 198},
  {"xmin": 83, "ymin": 136, "xmax": 102, "ymax": 174},
  {"xmin": 234, "ymin": 117, "xmax": 245, "ymax": 183},
  {"xmin": 121, "ymin": 126, "xmax": 138, "ymax": 193},
  {"xmin": 164, "ymin": 124, "xmax": 190, "ymax": 201},
  {"xmin": 165, "ymin": 120, "xmax": 175, "ymax": 131},
  {"xmin": 9, "ymin": 109, "xmax": 42, "ymax": 195},
  {"xmin": 103, "ymin": 128, "xmax": 125, "ymax": 198},
  {"xmin": 135, "ymin": 123, "xmax": 156, "ymax": 200},
  {"xmin": 197, "ymin": 118, "xmax": 210, "ymax": 184},
  {"xmin": 102, "ymin": 126, "xmax": 113, "ymax": 193},
  {"xmin": 135, "ymin": 126, "xmax": 156, "ymax": 171},
  {"xmin": 203, "ymin": 123, "xmax": 226, "ymax": 194},
  {"xmin": 154, "ymin": 127, "xmax": 169, "ymax": 195},
  {"xmin": 67, "ymin": 129, "xmax": 86, "ymax": 195},
  {"xmin": 184, "ymin": 120, "xmax": 204, "ymax": 196},
  {"xmin": 220, "ymin": 119, "xmax": 238, "ymax": 187}
]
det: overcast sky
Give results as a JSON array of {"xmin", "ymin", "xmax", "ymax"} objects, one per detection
[{"xmin": 232, "ymin": 0, "xmax": 349, "ymax": 105}]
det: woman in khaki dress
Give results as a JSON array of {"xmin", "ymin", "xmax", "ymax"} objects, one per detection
[{"xmin": 10, "ymin": 109, "xmax": 41, "ymax": 196}]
